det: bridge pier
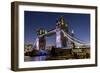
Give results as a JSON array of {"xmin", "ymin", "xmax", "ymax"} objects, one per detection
[
  {"xmin": 36, "ymin": 37, "xmax": 46, "ymax": 50},
  {"xmin": 39, "ymin": 36, "xmax": 46, "ymax": 50}
]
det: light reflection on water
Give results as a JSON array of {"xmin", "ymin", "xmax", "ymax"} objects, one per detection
[
  {"xmin": 31, "ymin": 56, "xmax": 47, "ymax": 61},
  {"xmin": 24, "ymin": 56, "xmax": 47, "ymax": 61},
  {"xmin": 24, "ymin": 49, "xmax": 49, "ymax": 61}
]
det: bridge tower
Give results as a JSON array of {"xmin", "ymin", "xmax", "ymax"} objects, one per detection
[
  {"xmin": 56, "ymin": 16, "xmax": 68, "ymax": 48},
  {"xmin": 36, "ymin": 28, "xmax": 47, "ymax": 50}
]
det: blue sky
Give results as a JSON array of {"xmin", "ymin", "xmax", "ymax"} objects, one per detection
[{"xmin": 24, "ymin": 11, "xmax": 90, "ymax": 46}]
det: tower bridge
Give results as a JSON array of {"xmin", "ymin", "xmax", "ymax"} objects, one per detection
[{"xmin": 33, "ymin": 16, "xmax": 89, "ymax": 50}]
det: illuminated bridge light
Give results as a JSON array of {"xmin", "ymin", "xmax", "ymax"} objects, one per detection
[{"xmin": 37, "ymin": 28, "xmax": 47, "ymax": 36}]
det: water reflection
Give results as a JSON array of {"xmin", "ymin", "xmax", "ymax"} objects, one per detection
[
  {"xmin": 24, "ymin": 49, "xmax": 48, "ymax": 61},
  {"xmin": 24, "ymin": 56, "xmax": 47, "ymax": 61},
  {"xmin": 32, "ymin": 56, "xmax": 47, "ymax": 61}
]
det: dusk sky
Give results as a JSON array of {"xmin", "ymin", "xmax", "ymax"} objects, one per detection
[{"xmin": 24, "ymin": 11, "xmax": 90, "ymax": 46}]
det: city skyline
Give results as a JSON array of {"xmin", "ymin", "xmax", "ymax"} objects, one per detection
[{"xmin": 24, "ymin": 11, "xmax": 90, "ymax": 46}]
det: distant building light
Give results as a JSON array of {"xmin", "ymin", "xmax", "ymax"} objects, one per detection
[{"xmin": 71, "ymin": 30, "xmax": 74, "ymax": 34}]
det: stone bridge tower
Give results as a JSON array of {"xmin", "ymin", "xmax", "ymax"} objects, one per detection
[
  {"xmin": 36, "ymin": 28, "xmax": 47, "ymax": 50},
  {"xmin": 56, "ymin": 16, "xmax": 68, "ymax": 48}
]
